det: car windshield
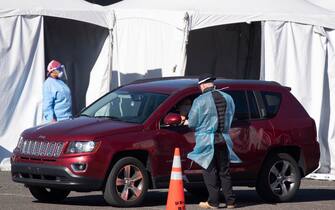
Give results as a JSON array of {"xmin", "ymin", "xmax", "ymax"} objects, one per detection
[{"xmin": 80, "ymin": 90, "xmax": 168, "ymax": 124}]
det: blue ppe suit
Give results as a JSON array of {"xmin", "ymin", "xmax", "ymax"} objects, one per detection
[
  {"xmin": 43, "ymin": 77, "xmax": 72, "ymax": 122},
  {"xmin": 187, "ymin": 89, "xmax": 242, "ymax": 169}
]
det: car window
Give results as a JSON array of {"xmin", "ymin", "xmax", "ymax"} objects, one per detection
[
  {"xmin": 247, "ymin": 91, "xmax": 260, "ymax": 119},
  {"xmin": 224, "ymin": 90, "xmax": 249, "ymax": 121},
  {"xmin": 81, "ymin": 90, "xmax": 168, "ymax": 123},
  {"xmin": 261, "ymin": 91, "xmax": 281, "ymax": 118}
]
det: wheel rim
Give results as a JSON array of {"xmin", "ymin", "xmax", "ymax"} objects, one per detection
[
  {"xmin": 268, "ymin": 160, "xmax": 297, "ymax": 197},
  {"xmin": 115, "ymin": 164, "xmax": 144, "ymax": 202}
]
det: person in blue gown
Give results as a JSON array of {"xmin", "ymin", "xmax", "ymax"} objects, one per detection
[
  {"xmin": 43, "ymin": 60, "xmax": 72, "ymax": 123},
  {"xmin": 184, "ymin": 74, "xmax": 240, "ymax": 209}
]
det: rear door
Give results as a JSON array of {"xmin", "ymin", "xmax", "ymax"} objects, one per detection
[{"xmin": 226, "ymin": 90, "xmax": 275, "ymax": 181}]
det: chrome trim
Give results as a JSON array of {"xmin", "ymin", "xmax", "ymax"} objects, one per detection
[{"xmin": 18, "ymin": 138, "xmax": 64, "ymax": 158}]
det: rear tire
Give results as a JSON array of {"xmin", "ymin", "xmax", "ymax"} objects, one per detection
[
  {"xmin": 256, "ymin": 153, "xmax": 301, "ymax": 202},
  {"xmin": 103, "ymin": 157, "xmax": 149, "ymax": 207},
  {"xmin": 28, "ymin": 186, "xmax": 70, "ymax": 202}
]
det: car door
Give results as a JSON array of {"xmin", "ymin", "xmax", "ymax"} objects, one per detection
[{"xmin": 154, "ymin": 93, "xmax": 201, "ymax": 182}]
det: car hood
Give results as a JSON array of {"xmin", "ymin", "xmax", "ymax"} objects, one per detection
[{"xmin": 22, "ymin": 117, "xmax": 144, "ymax": 141}]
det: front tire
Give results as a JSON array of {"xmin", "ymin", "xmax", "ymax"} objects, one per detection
[
  {"xmin": 103, "ymin": 157, "xmax": 149, "ymax": 207},
  {"xmin": 28, "ymin": 186, "xmax": 70, "ymax": 202},
  {"xmin": 256, "ymin": 153, "xmax": 301, "ymax": 202}
]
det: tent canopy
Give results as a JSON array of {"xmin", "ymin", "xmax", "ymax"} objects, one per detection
[
  {"xmin": 308, "ymin": 0, "xmax": 335, "ymax": 12},
  {"xmin": 0, "ymin": 0, "xmax": 113, "ymax": 28},
  {"xmin": 109, "ymin": 0, "xmax": 335, "ymax": 29}
]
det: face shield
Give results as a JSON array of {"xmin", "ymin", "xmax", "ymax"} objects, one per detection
[{"xmin": 54, "ymin": 65, "xmax": 68, "ymax": 80}]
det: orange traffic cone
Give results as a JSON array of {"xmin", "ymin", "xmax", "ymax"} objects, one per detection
[{"xmin": 166, "ymin": 147, "xmax": 186, "ymax": 210}]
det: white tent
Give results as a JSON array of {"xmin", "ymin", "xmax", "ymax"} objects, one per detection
[
  {"xmin": 108, "ymin": 0, "xmax": 335, "ymax": 179},
  {"xmin": 0, "ymin": 0, "xmax": 113, "ymax": 169}
]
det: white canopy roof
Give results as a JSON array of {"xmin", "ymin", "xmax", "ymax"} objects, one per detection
[
  {"xmin": 307, "ymin": 0, "xmax": 335, "ymax": 12},
  {"xmin": 109, "ymin": 0, "xmax": 335, "ymax": 29},
  {"xmin": 107, "ymin": 1, "xmax": 187, "ymax": 30},
  {"xmin": 0, "ymin": 0, "xmax": 113, "ymax": 29}
]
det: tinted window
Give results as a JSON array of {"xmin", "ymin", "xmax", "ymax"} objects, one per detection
[
  {"xmin": 247, "ymin": 91, "xmax": 260, "ymax": 119},
  {"xmin": 225, "ymin": 90, "xmax": 249, "ymax": 121},
  {"xmin": 261, "ymin": 91, "xmax": 281, "ymax": 118}
]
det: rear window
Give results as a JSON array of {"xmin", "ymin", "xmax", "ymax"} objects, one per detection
[{"xmin": 261, "ymin": 91, "xmax": 281, "ymax": 118}]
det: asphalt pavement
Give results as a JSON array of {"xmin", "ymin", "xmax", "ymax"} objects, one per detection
[{"xmin": 1, "ymin": 171, "xmax": 335, "ymax": 210}]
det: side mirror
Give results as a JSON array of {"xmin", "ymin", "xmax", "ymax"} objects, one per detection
[{"xmin": 163, "ymin": 113, "xmax": 182, "ymax": 126}]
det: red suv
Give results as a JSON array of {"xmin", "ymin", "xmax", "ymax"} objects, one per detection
[{"xmin": 11, "ymin": 78, "xmax": 319, "ymax": 207}]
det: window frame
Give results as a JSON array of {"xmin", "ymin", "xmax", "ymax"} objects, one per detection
[{"xmin": 159, "ymin": 93, "xmax": 199, "ymax": 128}]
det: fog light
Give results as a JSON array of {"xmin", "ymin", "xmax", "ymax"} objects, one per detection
[{"xmin": 71, "ymin": 163, "xmax": 87, "ymax": 172}]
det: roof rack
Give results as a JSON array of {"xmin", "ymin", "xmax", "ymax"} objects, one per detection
[{"xmin": 129, "ymin": 76, "xmax": 283, "ymax": 87}]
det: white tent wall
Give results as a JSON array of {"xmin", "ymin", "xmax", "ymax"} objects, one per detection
[
  {"xmin": 0, "ymin": 16, "xmax": 45, "ymax": 169},
  {"xmin": 325, "ymin": 29, "xmax": 335, "ymax": 175},
  {"xmin": 86, "ymin": 33, "xmax": 113, "ymax": 106},
  {"xmin": 111, "ymin": 9, "xmax": 188, "ymax": 88},
  {"xmin": 260, "ymin": 21, "xmax": 335, "ymax": 178}
]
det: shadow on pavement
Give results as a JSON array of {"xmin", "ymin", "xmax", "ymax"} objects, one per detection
[
  {"xmin": 33, "ymin": 188, "xmax": 335, "ymax": 208},
  {"xmin": 294, "ymin": 189, "xmax": 335, "ymax": 202}
]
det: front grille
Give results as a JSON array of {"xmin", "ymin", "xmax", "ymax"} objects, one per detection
[{"xmin": 18, "ymin": 139, "xmax": 64, "ymax": 158}]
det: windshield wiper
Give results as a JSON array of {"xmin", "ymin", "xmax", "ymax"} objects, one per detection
[
  {"xmin": 94, "ymin": 116, "xmax": 122, "ymax": 121},
  {"xmin": 79, "ymin": 113, "xmax": 92, "ymax": 118}
]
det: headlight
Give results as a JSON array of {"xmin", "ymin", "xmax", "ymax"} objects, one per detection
[{"xmin": 66, "ymin": 141, "xmax": 97, "ymax": 154}]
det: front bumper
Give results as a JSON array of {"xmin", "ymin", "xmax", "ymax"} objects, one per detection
[{"xmin": 11, "ymin": 162, "xmax": 103, "ymax": 192}]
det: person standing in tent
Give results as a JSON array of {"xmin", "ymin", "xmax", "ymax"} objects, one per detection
[
  {"xmin": 183, "ymin": 74, "xmax": 239, "ymax": 209},
  {"xmin": 43, "ymin": 60, "xmax": 72, "ymax": 123}
]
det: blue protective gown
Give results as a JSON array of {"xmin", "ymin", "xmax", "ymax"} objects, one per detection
[
  {"xmin": 187, "ymin": 89, "xmax": 242, "ymax": 169},
  {"xmin": 43, "ymin": 77, "xmax": 72, "ymax": 122}
]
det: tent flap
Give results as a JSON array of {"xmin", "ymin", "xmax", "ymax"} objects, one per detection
[
  {"xmin": 111, "ymin": 10, "xmax": 188, "ymax": 88},
  {"xmin": 0, "ymin": 16, "xmax": 45, "ymax": 158}
]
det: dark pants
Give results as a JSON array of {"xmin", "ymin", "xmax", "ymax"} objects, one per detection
[{"xmin": 203, "ymin": 142, "xmax": 235, "ymax": 206}]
